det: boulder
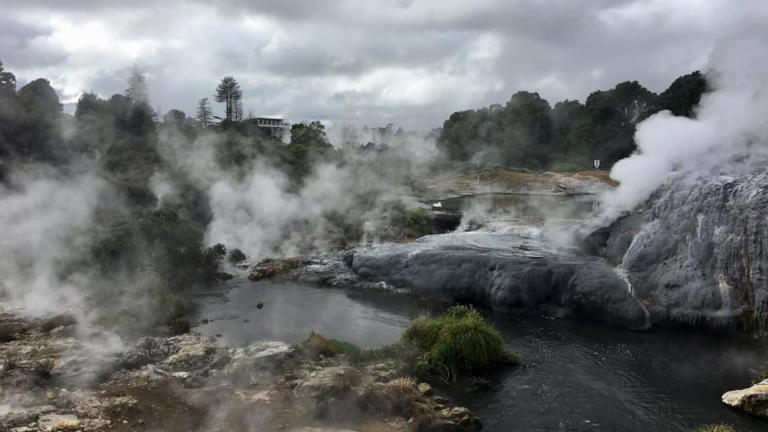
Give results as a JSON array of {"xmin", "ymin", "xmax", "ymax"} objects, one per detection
[
  {"xmin": 722, "ymin": 379, "xmax": 768, "ymax": 417},
  {"xmin": 222, "ymin": 341, "xmax": 294, "ymax": 381},
  {"xmin": 164, "ymin": 335, "xmax": 217, "ymax": 371}
]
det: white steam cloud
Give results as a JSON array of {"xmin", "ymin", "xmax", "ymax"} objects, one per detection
[
  {"xmin": 0, "ymin": 169, "xmax": 105, "ymax": 316},
  {"xmin": 600, "ymin": 29, "xmax": 768, "ymax": 220},
  {"xmin": 200, "ymin": 127, "xmax": 439, "ymax": 259}
]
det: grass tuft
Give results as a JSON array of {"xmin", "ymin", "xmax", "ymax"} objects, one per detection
[
  {"xmin": 402, "ymin": 305, "xmax": 518, "ymax": 379},
  {"xmin": 41, "ymin": 314, "xmax": 77, "ymax": 333}
]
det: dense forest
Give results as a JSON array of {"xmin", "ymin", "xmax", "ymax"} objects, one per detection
[{"xmin": 437, "ymin": 71, "xmax": 707, "ymax": 170}]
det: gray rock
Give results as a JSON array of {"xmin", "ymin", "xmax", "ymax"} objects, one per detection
[
  {"xmin": 587, "ymin": 154, "xmax": 768, "ymax": 332},
  {"xmin": 306, "ymin": 230, "xmax": 646, "ymax": 328}
]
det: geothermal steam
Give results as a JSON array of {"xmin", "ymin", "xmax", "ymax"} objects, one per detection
[
  {"xmin": 0, "ymin": 170, "xmax": 105, "ymax": 316},
  {"xmin": 601, "ymin": 30, "xmax": 768, "ymax": 220}
]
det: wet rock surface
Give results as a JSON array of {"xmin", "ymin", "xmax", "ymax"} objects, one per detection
[
  {"xmin": 279, "ymin": 232, "xmax": 649, "ymax": 329},
  {"xmin": 586, "ymin": 154, "xmax": 768, "ymax": 332},
  {"xmin": 0, "ymin": 308, "xmax": 480, "ymax": 431}
]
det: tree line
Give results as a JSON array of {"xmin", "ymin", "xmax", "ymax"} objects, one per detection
[{"xmin": 437, "ymin": 71, "xmax": 707, "ymax": 170}]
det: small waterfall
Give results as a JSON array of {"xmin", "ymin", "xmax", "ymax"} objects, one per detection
[{"xmin": 613, "ymin": 265, "xmax": 634, "ymax": 296}]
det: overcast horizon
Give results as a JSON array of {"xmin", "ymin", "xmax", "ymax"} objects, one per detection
[{"xmin": 2, "ymin": 0, "xmax": 766, "ymax": 129}]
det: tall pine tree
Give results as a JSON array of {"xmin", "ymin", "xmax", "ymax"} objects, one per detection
[{"xmin": 215, "ymin": 76, "xmax": 242, "ymax": 123}]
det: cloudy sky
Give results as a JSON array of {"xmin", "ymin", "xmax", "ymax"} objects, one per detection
[{"xmin": 1, "ymin": 0, "xmax": 765, "ymax": 129}]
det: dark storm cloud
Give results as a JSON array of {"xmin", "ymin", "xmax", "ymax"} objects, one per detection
[{"xmin": 2, "ymin": 0, "xmax": 764, "ymax": 129}]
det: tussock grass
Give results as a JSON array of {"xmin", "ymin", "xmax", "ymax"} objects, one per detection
[
  {"xmin": 41, "ymin": 314, "xmax": 77, "ymax": 333},
  {"xmin": 403, "ymin": 305, "xmax": 518, "ymax": 380}
]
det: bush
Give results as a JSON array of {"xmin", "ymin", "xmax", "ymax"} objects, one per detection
[
  {"xmin": 402, "ymin": 305, "xmax": 518, "ymax": 379},
  {"xmin": 0, "ymin": 323, "xmax": 16, "ymax": 343},
  {"xmin": 695, "ymin": 425, "xmax": 736, "ymax": 432},
  {"xmin": 403, "ymin": 208, "xmax": 432, "ymax": 237},
  {"xmin": 34, "ymin": 358, "xmax": 57, "ymax": 379},
  {"xmin": 41, "ymin": 314, "xmax": 77, "ymax": 332},
  {"xmin": 301, "ymin": 331, "xmax": 363, "ymax": 359},
  {"xmin": 228, "ymin": 248, "xmax": 247, "ymax": 263}
]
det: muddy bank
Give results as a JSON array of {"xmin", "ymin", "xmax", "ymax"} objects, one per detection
[{"xmin": 424, "ymin": 169, "xmax": 616, "ymax": 199}]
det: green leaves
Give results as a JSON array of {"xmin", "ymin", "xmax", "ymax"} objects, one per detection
[{"xmin": 437, "ymin": 72, "xmax": 709, "ymax": 171}]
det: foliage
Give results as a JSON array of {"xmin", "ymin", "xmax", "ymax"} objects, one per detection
[
  {"xmin": 438, "ymin": 72, "xmax": 708, "ymax": 170},
  {"xmin": 196, "ymin": 97, "xmax": 213, "ymax": 128},
  {"xmin": 283, "ymin": 121, "xmax": 335, "ymax": 183},
  {"xmin": 163, "ymin": 109, "xmax": 187, "ymax": 125},
  {"xmin": 88, "ymin": 207, "xmax": 225, "ymax": 291},
  {"xmin": 41, "ymin": 314, "xmax": 77, "ymax": 332},
  {"xmin": 403, "ymin": 208, "xmax": 433, "ymax": 238},
  {"xmin": 659, "ymin": 71, "xmax": 708, "ymax": 117},
  {"xmin": 402, "ymin": 305, "xmax": 518, "ymax": 380},
  {"xmin": 125, "ymin": 69, "xmax": 149, "ymax": 104},
  {"xmin": 0, "ymin": 76, "xmax": 64, "ymax": 162},
  {"xmin": 228, "ymin": 248, "xmax": 247, "ymax": 263},
  {"xmin": 33, "ymin": 358, "xmax": 57, "ymax": 380},
  {"xmin": 0, "ymin": 60, "xmax": 16, "ymax": 95},
  {"xmin": 215, "ymin": 76, "xmax": 242, "ymax": 122},
  {"xmin": 0, "ymin": 323, "xmax": 17, "ymax": 343},
  {"xmin": 301, "ymin": 331, "xmax": 364, "ymax": 359}
]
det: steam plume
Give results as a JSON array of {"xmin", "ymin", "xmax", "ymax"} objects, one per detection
[{"xmin": 600, "ymin": 29, "xmax": 768, "ymax": 220}]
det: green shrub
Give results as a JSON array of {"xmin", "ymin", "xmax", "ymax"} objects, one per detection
[
  {"xmin": 695, "ymin": 425, "xmax": 736, "ymax": 432},
  {"xmin": 228, "ymin": 248, "xmax": 247, "ymax": 263},
  {"xmin": 301, "ymin": 332, "xmax": 340, "ymax": 358},
  {"xmin": 0, "ymin": 323, "xmax": 16, "ymax": 343},
  {"xmin": 403, "ymin": 208, "xmax": 432, "ymax": 237},
  {"xmin": 301, "ymin": 331, "xmax": 366, "ymax": 359},
  {"xmin": 402, "ymin": 305, "xmax": 518, "ymax": 379},
  {"xmin": 402, "ymin": 316, "xmax": 443, "ymax": 350},
  {"xmin": 41, "ymin": 314, "xmax": 77, "ymax": 332},
  {"xmin": 34, "ymin": 358, "xmax": 57, "ymax": 380}
]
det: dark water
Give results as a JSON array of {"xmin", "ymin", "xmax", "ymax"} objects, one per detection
[
  {"xmin": 193, "ymin": 278, "xmax": 436, "ymax": 348},
  {"xmin": 194, "ymin": 280, "xmax": 768, "ymax": 432}
]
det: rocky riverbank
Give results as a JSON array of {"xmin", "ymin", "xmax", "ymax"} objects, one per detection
[{"xmin": 0, "ymin": 307, "xmax": 481, "ymax": 432}]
